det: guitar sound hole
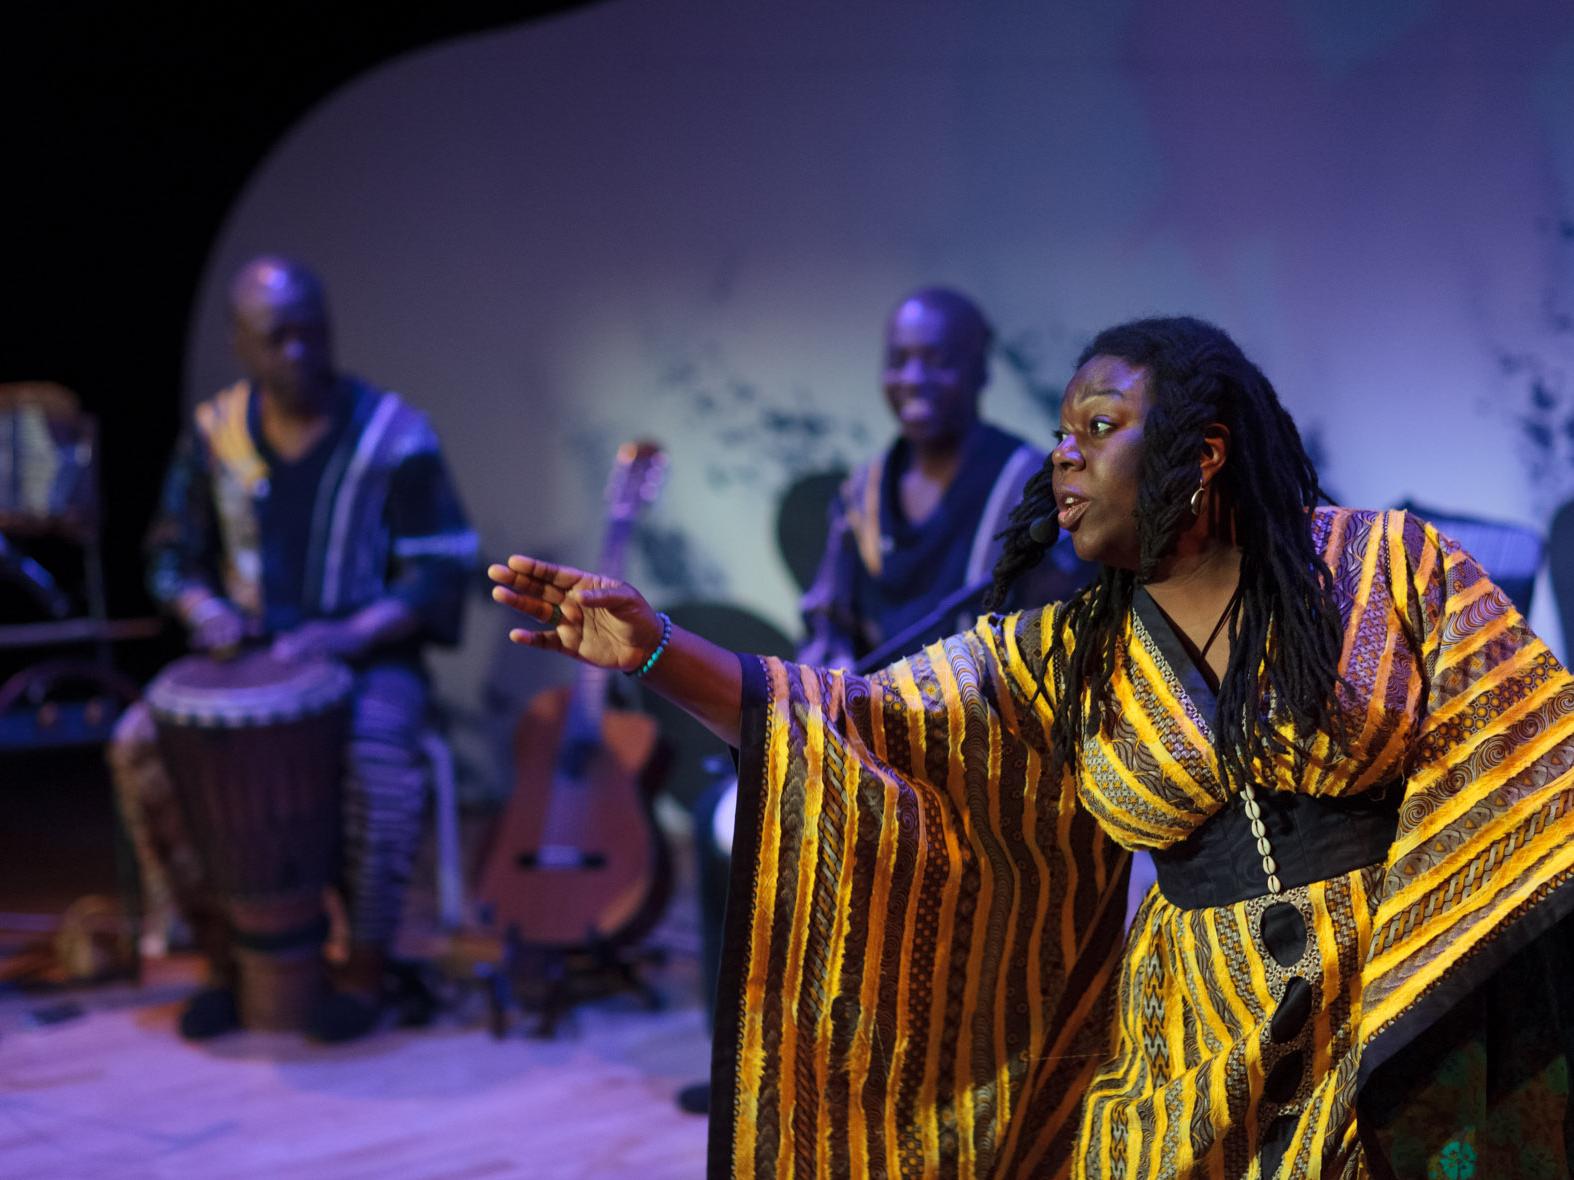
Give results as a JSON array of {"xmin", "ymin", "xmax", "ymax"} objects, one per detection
[{"xmin": 517, "ymin": 847, "xmax": 607, "ymax": 871}]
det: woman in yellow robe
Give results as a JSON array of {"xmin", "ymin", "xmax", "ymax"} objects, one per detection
[{"xmin": 490, "ymin": 316, "xmax": 1573, "ymax": 1179}]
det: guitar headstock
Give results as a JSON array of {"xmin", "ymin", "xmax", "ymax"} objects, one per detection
[{"xmin": 606, "ymin": 440, "xmax": 667, "ymax": 523}]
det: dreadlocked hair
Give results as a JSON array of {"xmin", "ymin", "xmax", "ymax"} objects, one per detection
[{"xmin": 988, "ymin": 316, "xmax": 1345, "ymax": 798}]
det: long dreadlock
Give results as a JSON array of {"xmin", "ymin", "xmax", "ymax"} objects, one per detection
[{"xmin": 987, "ymin": 316, "xmax": 1345, "ymax": 797}]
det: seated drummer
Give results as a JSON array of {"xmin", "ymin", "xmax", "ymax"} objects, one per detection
[{"xmin": 109, "ymin": 256, "xmax": 476, "ymax": 1042}]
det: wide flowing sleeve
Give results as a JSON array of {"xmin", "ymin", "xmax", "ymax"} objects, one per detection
[
  {"xmin": 1357, "ymin": 512, "xmax": 1574, "ymax": 1172},
  {"xmin": 709, "ymin": 607, "xmax": 1131, "ymax": 1179}
]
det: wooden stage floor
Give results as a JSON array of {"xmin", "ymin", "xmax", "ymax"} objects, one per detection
[{"xmin": 0, "ymin": 922, "xmax": 712, "ymax": 1179}]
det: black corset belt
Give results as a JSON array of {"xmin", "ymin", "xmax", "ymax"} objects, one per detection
[{"xmin": 1150, "ymin": 783, "xmax": 1402, "ymax": 910}]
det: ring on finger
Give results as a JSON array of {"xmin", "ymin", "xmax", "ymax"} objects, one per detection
[{"xmin": 548, "ymin": 602, "xmax": 564, "ymax": 627}]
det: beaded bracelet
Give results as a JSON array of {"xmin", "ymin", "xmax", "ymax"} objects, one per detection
[{"xmin": 630, "ymin": 612, "xmax": 673, "ymax": 680}]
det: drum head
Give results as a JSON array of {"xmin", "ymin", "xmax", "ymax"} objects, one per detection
[{"xmin": 146, "ymin": 650, "xmax": 352, "ymax": 728}]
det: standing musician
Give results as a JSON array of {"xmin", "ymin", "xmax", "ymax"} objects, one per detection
[
  {"xmin": 799, "ymin": 286, "xmax": 1089, "ymax": 668},
  {"xmin": 109, "ymin": 256, "xmax": 476, "ymax": 1042}
]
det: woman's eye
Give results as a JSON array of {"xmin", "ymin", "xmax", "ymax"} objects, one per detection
[
  {"xmin": 1052, "ymin": 429, "xmax": 1069, "ymax": 445},
  {"xmin": 1089, "ymin": 418, "xmax": 1115, "ymax": 436}
]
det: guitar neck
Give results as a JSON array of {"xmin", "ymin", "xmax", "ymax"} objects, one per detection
[{"xmin": 563, "ymin": 510, "xmax": 638, "ymax": 743}]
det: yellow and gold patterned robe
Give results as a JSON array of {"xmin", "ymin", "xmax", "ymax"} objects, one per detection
[{"xmin": 710, "ymin": 508, "xmax": 1574, "ymax": 1178}]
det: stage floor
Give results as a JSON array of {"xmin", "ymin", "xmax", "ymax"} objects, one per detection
[
  {"xmin": 0, "ymin": 947, "xmax": 711, "ymax": 1179},
  {"xmin": 0, "ymin": 758, "xmax": 716, "ymax": 1178},
  {"xmin": 0, "ymin": 827, "xmax": 714, "ymax": 1180}
]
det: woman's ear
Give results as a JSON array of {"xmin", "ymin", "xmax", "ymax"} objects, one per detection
[{"xmin": 1200, "ymin": 423, "xmax": 1230, "ymax": 484}]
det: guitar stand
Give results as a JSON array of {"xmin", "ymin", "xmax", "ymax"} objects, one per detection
[{"xmin": 487, "ymin": 927, "xmax": 666, "ymax": 1039}]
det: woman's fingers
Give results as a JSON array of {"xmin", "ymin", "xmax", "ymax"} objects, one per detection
[
  {"xmin": 487, "ymin": 561, "xmax": 562, "ymax": 597},
  {"xmin": 489, "ymin": 583, "xmax": 558, "ymax": 623},
  {"xmin": 508, "ymin": 626, "xmax": 565, "ymax": 652},
  {"xmin": 487, "ymin": 556, "xmax": 571, "ymax": 612},
  {"xmin": 491, "ymin": 578, "xmax": 547, "ymax": 613},
  {"xmin": 504, "ymin": 554, "xmax": 588, "ymax": 589}
]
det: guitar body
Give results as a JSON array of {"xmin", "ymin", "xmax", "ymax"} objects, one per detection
[{"xmin": 478, "ymin": 686, "xmax": 672, "ymax": 949}]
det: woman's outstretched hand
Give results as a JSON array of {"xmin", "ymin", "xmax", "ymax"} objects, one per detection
[
  {"xmin": 488, "ymin": 556, "xmax": 662, "ymax": 671},
  {"xmin": 489, "ymin": 551, "xmax": 745, "ymax": 745}
]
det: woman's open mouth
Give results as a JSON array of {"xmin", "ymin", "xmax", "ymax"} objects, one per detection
[{"xmin": 1057, "ymin": 494, "xmax": 1089, "ymax": 529}]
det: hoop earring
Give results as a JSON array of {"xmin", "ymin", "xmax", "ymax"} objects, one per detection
[{"xmin": 1189, "ymin": 483, "xmax": 1206, "ymax": 517}]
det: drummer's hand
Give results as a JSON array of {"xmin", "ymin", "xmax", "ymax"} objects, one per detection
[
  {"xmin": 489, "ymin": 556, "xmax": 661, "ymax": 671},
  {"xmin": 186, "ymin": 597, "xmax": 245, "ymax": 654},
  {"xmin": 272, "ymin": 620, "xmax": 366, "ymax": 664}
]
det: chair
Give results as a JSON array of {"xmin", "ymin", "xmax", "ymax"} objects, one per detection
[
  {"xmin": 0, "ymin": 382, "xmax": 157, "ymax": 749},
  {"xmin": 0, "ymin": 382, "xmax": 104, "ymax": 623},
  {"xmin": 1396, "ymin": 500, "xmax": 1545, "ymax": 616},
  {"xmin": 0, "ymin": 383, "xmax": 159, "ymax": 971}
]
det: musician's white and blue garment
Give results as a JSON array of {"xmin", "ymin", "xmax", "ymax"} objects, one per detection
[
  {"xmin": 147, "ymin": 376, "xmax": 476, "ymax": 648},
  {"xmin": 140, "ymin": 376, "xmax": 476, "ymax": 943},
  {"xmin": 798, "ymin": 423, "xmax": 1090, "ymax": 669}
]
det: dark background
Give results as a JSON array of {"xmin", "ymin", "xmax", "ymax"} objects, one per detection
[{"xmin": 2, "ymin": 4, "xmax": 595, "ymax": 620}]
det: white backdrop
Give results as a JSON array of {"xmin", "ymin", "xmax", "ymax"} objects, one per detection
[{"xmin": 184, "ymin": 0, "xmax": 1574, "ymax": 790}]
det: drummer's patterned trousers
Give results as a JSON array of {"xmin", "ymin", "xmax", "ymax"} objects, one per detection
[{"xmin": 108, "ymin": 662, "xmax": 430, "ymax": 955}]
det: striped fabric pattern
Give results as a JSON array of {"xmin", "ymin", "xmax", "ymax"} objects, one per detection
[
  {"xmin": 1361, "ymin": 513, "xmax": 1574, "ymax": 1060},
  {"xmin": 303, "ymin": 386, "xmax": 477, "ymax": 632},
  {"xmin": 150, "ymin": 379, "xmax": 476, "ymax": 646},
  {"xmin": 191, "ymin": 382, "xmax": 268, "ymax": 614},
  {"xmin": 1080, "ymin": 867, "xmax": 1382, "ymax": 1179},
  {"xmin": 714, "ymin": 508, "xmax": 1574, "ymax": 1178},
  {"xmin": 339, "ymin": 663, "xmax": 431, "ymax": 944},
  {"xmin": 724, "ymin": 615, "xmax": 1132, "ymax": 1178}
]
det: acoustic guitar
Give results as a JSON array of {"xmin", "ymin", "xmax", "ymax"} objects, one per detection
[{"xmin": 478, "ymin": 441, "xmax": 672, "ymax": 950}]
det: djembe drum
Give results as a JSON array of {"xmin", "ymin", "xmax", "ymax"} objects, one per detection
[{"xmin": 146, "ymin": 651, "xmax": 352, "ymax": 1031}]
